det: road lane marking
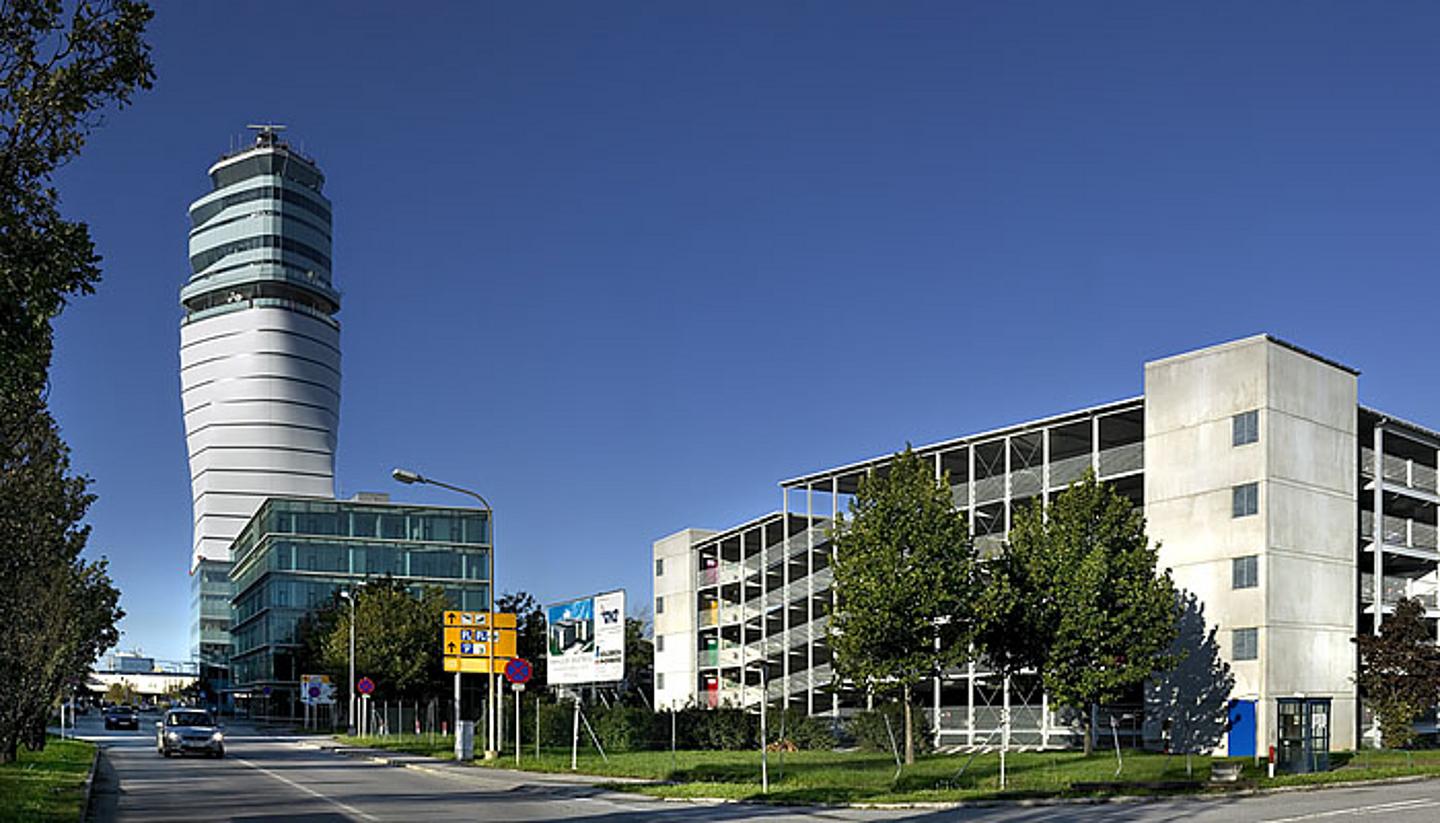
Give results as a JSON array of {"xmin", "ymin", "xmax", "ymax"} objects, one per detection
[
  {"xmin": 233, "ymin": 755, "xmax": 379, "ymax": 822},
  {"xmin": 1259, "ymin": 797, "xmax": 1440, "ymax": 822}
]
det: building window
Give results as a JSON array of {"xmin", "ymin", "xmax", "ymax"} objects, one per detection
[
  {"xmin": 1232, "ymin": 555, "xmax": 1259, "ymax": 589},
  {"xmin": 655, "ymin": 558, "xmax": 664, "ymax": 577},
  {"xmin": 655, "ymin": 596, "xmax": 664, "ymax": 614},
  {"xmin": 657, "ymin": 672, "xmax": 665, "ymax": 690},
  {"xmin": 1233, "ymin": 628, "xmax": 1259, "ymax": 661},
  {"xmin": 1232, "ymin": 483, "xmax": 1259, "ymax": 518},
  {"xmin": 656, "ymin": 635, "xmax": 664, "ymax": 652},
  {"xmin": 1232, "ymin": 410, "xmax": 1259, "ymax": 446}
]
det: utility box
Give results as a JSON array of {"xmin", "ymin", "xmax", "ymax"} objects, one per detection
[{"xmin": 455, "ymin": 720, "xmax": 475, "ymax": 761}]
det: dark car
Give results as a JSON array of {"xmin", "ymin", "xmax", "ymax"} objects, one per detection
[
  {"xmin": 156, "ymin": 709, "xmax": 224, "ymax": 758},
  {"xmin": 104, "ymin": 705, "xmax": 139, "ymax": 730}
]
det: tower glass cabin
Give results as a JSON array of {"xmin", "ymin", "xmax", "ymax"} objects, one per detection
[{"xmin": 179, "ymin": 127, "xmax": 341, "ymax": 695}]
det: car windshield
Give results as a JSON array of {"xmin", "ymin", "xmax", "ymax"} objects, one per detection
[
  {"xmin": 167, "ymin": 712, "xmax": 213, "ymax": 726},
  {"xmin": 113, "ymin": 706, "xmax": 135, "ymax": 714}
]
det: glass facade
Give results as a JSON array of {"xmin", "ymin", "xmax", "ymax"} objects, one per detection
[{"xmin": 227, "ymin": 497, "xmax": 492, "ymax": 713}]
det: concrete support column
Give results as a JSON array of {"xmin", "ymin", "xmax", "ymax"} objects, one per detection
[
  {"xmin": 1374, "ymin": 426, "xmax": 1385, "ymax": 635},
  {"xmin": 806, "ymin": 484, "xmax": 814, "ymax": 715},
  {"xmin": 781, "ymin": 487, "xmax": 791, "ymax": 706},
  {"xmin": 832, "ymin": 476, "xmax": 840, "ymax": 718}
]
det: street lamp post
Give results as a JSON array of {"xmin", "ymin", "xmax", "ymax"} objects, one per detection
[
  {"xmin": 392, "ymin": 467, "xmax": 496, "ymax": 758},
  {"xmin": 340, "ymin": 589, "xmax": 356, "ymax": 735}
]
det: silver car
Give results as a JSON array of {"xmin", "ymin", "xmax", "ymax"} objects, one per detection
[{"xmin": 156, "ymin": 709, "xmax": 225, "ymax": 758}]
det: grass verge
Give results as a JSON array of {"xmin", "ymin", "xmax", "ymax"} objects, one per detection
[
  {"xmin": 332, "ymin": 736, "xmax": 1440, "ymax": 805},
  {"xmin": 0, "ymin": 736, "xmax": 96, "ymax": 822}
]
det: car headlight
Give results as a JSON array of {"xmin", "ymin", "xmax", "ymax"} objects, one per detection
[
  {"xmin": 166, "ymin": 732, "xmax": 181, "ymax": 742},
  {"xmin": 211, "ymin": 731, "xmax": 224, "ymax": 742}
]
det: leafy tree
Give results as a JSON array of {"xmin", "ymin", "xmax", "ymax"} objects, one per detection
[
  {"xmin": 0, "ymin": 397, "xmax": 123, "ymax": 760},
  {"xmin": 295, "ymin": 578, "xmax": 449, "ymax": 701},
  {"xmin": 496, "ymin": 590, "xmax": 546, "ymax": 689},
  {"xmin": 2, "ymin": 0, "xmax": 155, "ymax": 399},
  {"xmin": 1356, "ymin": 597, "xmax": 1440, "ymax": 749},
  {"xmin": 829, "ymin": 446, "xmax": 978, "ymax": 765},
  {"xmin": 0, "ymin": 0, "xmax": 153, "ymax": 763},
  {"xmin": 104, "ymin": 681, "xmax": 136, "ymax": 706},
  {"xmin": 623, "ymin": 616, "xmax": 653, "ymax": 706},
  {"xmin": 978, "ymin": 470, "xmax": 1178, "ymax": 755}
]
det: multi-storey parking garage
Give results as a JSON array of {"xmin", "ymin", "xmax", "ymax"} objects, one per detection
[{"xmin": 655, "ymin": 335, "xmax": 1440, "ymax": 754}]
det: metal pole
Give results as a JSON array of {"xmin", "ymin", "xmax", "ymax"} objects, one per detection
[
  {"xmin": 760, "ymin": 666, "xmax": 769, "ymax": 793},
  {"xmin": 571, "ymin": 697, "xmax": 580, "ymax": 770},
  {"xmin": 514, "ymin": 688, "xmax": 521, "ymax": 765},
  {"xmin": 453, "ymin": 671, "xmax": 461, "ymax": 747},
  {"xmin": 347, "ymin": 595, "xmax": 356, "ymax": 735}
]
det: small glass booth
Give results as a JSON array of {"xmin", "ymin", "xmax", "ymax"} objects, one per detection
[{"xmin": 1276, "ymin": 697, "xmax": 1331, "ymax": 773}]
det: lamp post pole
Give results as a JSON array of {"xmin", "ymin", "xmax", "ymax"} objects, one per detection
[
  {"xmin": 341, "ymin": 590, "xmax": 356, "ymax": 735},
  {"xmin": 393, "ymin": 468, "xmax": 496, "ymax": 758}
]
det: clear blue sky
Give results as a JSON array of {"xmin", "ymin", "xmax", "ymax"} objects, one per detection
[{"xmin": 48, "ymin": 1, "xmax": 1440, "ymax": 661}]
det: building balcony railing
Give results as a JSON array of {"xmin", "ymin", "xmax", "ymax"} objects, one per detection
[
  {"xmin": 1360, "ymin": 510, "xmax": 1439, "ymax": 551},
  {"xmin": 1361, "ymin": 572, "xmax": 1439, "ymax": 610},
  {"xmin": 1361, "ymin": 448, "xmax": 1439, "ymax": 496},
  {"xmin": 964, "ymin": 443, "xmax": 1144, "ymax": 508}
]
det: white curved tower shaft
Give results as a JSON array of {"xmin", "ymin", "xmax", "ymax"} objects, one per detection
[{"xmin": 181, "ymin": 127, "xmax": 340, "ymax": 672}]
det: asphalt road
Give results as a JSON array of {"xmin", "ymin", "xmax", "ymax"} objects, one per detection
[{"xmin": 68, "ymin": 715, "xmax": 1440, "ymax": 822}]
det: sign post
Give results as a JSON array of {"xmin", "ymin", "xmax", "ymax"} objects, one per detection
[
  {"xmin": 440, "ymin": 611, "xmax": 518, "ymax": 761},
  {"xmin": 505, "ymin": 659, "xmax": 532, "ymax": 766}
]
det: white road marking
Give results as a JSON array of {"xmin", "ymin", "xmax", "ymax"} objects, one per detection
[
  {"xmin": 1259, "ymin": 797, "xmax": 1440, "ymax": 822},
  {"xmin": 233, "ymin": 754, "xmax": 380, "ymax": 822}
]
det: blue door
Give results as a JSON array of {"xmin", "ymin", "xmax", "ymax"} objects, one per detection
[{"xmin": 1228, "ymin": 699, "xmax": 1257, "ymax": 757}]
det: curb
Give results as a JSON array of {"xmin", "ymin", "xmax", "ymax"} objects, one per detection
[
  {"xmin": 79, "ymin": 744, "xmax": 101, "ymax": 823},
  {"xmin": 612, "ymin": 772, "xmax": 1440, "ymax": 811}
]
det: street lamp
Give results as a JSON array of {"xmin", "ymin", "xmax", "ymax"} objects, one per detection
[
  {"xmin": 339, "ymin": 589, "xmax": 356, "ymax": 735},
  {"xmin": 748, "ymin": 661, "xmax": 771, "ymax": 794},
  {"xmin": 392, "ymin": 467, "xmax": 495, "ymax": 758}
]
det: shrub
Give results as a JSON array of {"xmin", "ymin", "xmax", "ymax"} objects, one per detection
[
  {"xmin": 592, "ymin": 706, "xmax": 656, "ymax": 752},
  {"xmin": 772, "ymin": 708, "xmax": 838, "ymax": 750},
  {"xmin": 847, "ymin": 702, "xmax": 933, "ymax": 755}
]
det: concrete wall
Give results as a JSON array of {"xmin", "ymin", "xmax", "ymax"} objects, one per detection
[
  {"xmin": 652, "ymin": 528, "xmax": 714, "ymax": 709},
  {"xmin": 1145, "ymin": 335, "xmax": 1357, "ymax": 753}
]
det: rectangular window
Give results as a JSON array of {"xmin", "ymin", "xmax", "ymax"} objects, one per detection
[
  {"xmin": 657, "ymin": 672, "xmax": 665, "ymax": 690},
  {"xmin": 655, "ymin": 596, "xmax": 664, "ymax": 614},
  {"xmin": 1232, "ymin": 483, "xmax": 1259, "ymax": 518},
  {"xmin": 1232, "ymin": 410, "xmax": 1259, "ymax": 446},
  {"xmin": 1232, "ymin": 555, "xmax": 1259, "ymax": 589},
  {"xmin": 656, "ymin": 635, "xmax": 665, "ymax": 652},
  {"xmin": 1233, "ymin": 627, "xmax": 1259, "ymax": 661},
  {"xmin": 655, "ymin": 558, "xmax": 664, "ymax": 577}
]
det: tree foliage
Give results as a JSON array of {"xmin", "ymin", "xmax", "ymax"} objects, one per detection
[
  {"xmin": 1356, "ymin": 597, "xmax": 1440, "ymax": 749},
  {"xmin": 0, "ymin": 0, "xmax": 153, "ymax": 764},
  {"xmin": 829, "ymin": 446, "xmax": 978, "ymax": 764},
  {"xmin": 978, "ymin": 470, "xmax": 1178, "ymax": 754},
  {"xmin": 496, "ymin": 590, "xmax": 546, "ymax": 689},
  {"xmin": 2, "ymin": 0, "xmax": 155, "ymax": 399},
  {"xmin": 0, "ymin": 396, "xmax": 123, "ymax": 761},
  {"xmin": 294, "ymin": 578, "xmax": 449, "ymax": 701}
]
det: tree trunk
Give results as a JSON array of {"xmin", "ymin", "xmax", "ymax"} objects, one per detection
[
  {"xmin": 1083, "ymin": 703, "xmax": 1094, "ymax": 756},
  {"xmin": 902, "ymin": 683, "xmax": 915, "ymax": 766}
]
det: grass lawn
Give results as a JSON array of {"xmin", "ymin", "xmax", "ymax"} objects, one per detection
[
  {"xmin": 333, "ymin": 735, "xmax": 1440, "ymax": 805},
  {"xmin": 0, "ymin": 736, "xmax": 95, "ymax": 822}
]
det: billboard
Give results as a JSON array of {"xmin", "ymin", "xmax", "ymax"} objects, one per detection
[
  {"xmin": 547, "ymin": 589, "xmax": 625, "ymax": 685},
  {"xmin": 300, "ymin": 674, "xmax": 335, "ymax": 706}
]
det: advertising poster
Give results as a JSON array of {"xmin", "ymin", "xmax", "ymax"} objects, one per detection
[{"xmin": 547, "ymin": 589, "xmax": 625, "ymax": 685}]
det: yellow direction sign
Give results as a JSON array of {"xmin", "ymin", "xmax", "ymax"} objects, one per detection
[
  {"xmin": 444, "ymin": 656, "xmax": 511, "ymax": 673},
  {"xmin": 443, "ymin": 611, "xmax": 517, "ymax": 629},
  {"xmin": 443, "ymin": 627, "xmax": 517, "ymax": 658}
]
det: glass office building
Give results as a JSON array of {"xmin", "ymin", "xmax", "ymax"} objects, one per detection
[{"xmin": 228, "ymin": 496, "xmax": 492, "ymax": 713}]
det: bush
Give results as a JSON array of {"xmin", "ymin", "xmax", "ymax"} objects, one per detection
[
  {"xmin": 593, "ymin": 706, "xmax": 656, "ymax": 752},
  {"xmin": 848, "ymin": 702, "xmax": 933, "ymax": 756},
  {"xmin": 772, "ymin": 708, "xmax": 838, "ymax": 750}
]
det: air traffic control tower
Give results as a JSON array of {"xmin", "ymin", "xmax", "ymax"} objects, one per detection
[{"xmin": 179, "ymin": 126, "xmax": 340, "ymax": 676}]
